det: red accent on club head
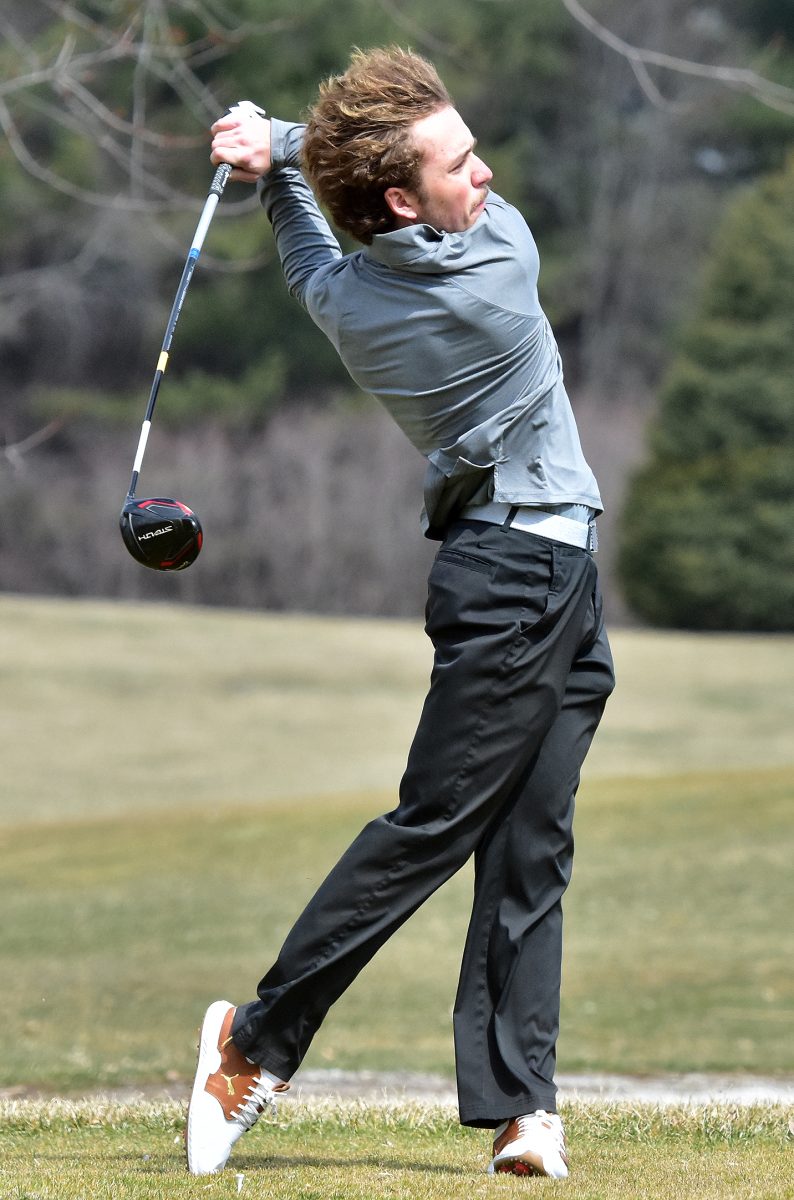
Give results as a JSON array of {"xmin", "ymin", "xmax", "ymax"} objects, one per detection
[
  {"xmin": 138, "ymin": 497, "xmax": 195, "ymax": 516},
  {"xmin": 159, "ymin": 528, "xmax": 203, "ymax": 569}
]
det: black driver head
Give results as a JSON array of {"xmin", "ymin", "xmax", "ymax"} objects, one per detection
[{"xmin": 119, "ymin": 496, "xmax": 203, "ymax": 571}]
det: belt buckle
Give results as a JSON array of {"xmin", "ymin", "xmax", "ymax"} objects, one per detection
[{"xmin": 587, "ymin": 520, "xmax": 598, "ymax": 553}]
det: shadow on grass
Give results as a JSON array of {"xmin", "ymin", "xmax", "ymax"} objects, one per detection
[
  {"xmin": 237, "ymin": 1155, "xmax": 473, "ymax": 1176},
  {"xmin": 9, "ymin": 1142, "xmax": 470, "ymax": 1180},
  {"xmin": 47, "ymin": 1148, "xmax": 477, "ymax": 1179}
]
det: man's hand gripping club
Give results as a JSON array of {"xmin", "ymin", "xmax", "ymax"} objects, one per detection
[{"xmin": 211, "ymin": 101, "xmax": 270, "ymax": 182}]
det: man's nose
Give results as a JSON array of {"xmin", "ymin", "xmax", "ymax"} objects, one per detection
[{"xmin": 473, "ymin": 157, "xmax": 493, "ymax": 186}]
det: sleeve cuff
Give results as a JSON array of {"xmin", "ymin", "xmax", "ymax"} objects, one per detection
[{"xmin": 269, "ymin": 119, "xmax": 306, "ymax": 170}]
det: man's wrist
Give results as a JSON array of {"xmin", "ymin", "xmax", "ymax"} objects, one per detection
[{"xmin": 269, "ymin": 119, "xmax": 306, "ymax": 171}]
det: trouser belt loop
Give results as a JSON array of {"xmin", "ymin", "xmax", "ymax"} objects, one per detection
[{"xmin": 503, "ymin": 505, "xmax": 519, "ymax": 529}]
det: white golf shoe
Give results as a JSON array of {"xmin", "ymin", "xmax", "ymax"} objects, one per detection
[
  {"xmin": 185, "ymin": 1000, "xmax": 289, "ymax": 1175},
  {"xmin": 487, "ymin": 1109, "xmax": 569, "ymax": 1178}
]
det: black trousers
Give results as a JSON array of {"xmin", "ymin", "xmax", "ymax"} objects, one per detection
[{"xmin": 232, "ymin": 519, "xmax": 615, "ymax": 1127}]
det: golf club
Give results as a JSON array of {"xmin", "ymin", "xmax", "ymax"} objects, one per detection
[{"xmin": 120, "ymin": 101, "xmax": 266, "ymax": 571}]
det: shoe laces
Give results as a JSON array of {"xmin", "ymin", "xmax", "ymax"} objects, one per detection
[
  {"xmin": 516, "ymin": 1110, "xmax": 565, "ymax": 1149},
  {"xmin": 232, "ymin": 1076, "xmax": 279, "ymax": 1131}
]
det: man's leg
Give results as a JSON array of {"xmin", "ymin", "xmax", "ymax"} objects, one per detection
[
  {"xmin": 231, "ymin": 523, "xmax": 606, "ymax": 1083},
  {"xmin": 454, "ymin": 614, "xmax": 614, "ymax": 1127}
]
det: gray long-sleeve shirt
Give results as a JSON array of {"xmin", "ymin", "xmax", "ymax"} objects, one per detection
[{"xmin": 259, "ymin": 119, "xmax": 602, "ymax": 537}]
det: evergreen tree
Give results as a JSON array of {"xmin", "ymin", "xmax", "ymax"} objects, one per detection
[{"xmin": 618, "ymin": 154, "xmax": 794, "ymax": 630}]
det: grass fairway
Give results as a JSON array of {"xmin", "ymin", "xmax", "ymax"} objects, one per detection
[
  {"xmin": 2, "ymin": 593, "xmax": 794, "ymax": 825},
  {"xmin": 1, "ymin": 1099, "xmax": 792, "ymax": 1200},
  {"xmin": 0, "ymin": 594, "xmax": 793, "ymax": 1086},
  {"xmin": 1, "ymin": 766, "xmax": 793, "ymax": 1088}
]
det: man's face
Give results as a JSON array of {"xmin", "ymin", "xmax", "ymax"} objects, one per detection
[{"xmin": 393, "ymin": 106, "xmax": 493, "ymax": 234}]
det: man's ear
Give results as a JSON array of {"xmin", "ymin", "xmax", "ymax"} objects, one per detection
[{"xmin": 384, "ymin": 185, "xmax": 420, "ymax": 223}]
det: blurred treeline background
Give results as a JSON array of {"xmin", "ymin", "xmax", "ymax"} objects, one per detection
[{"xmin": 1, "ymin": 0, "xmax": 793, "ymax": 628}]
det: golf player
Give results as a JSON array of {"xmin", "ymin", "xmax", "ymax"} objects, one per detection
[{"xmin": 188, "ymin": 46, "xmax": 615, "ymax": 1179}]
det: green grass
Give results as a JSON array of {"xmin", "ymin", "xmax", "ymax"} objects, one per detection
[
  {"xmin": 0, "ymin": 594, "xmax": 793, "ymax": 1089},
  {"xmin": 559, "ymin": 769, "xmax": 794, "ymax": 1074},
  {"xmin": 2, "ymin": 594, "xmax": 794, "ymax": 826},
  {"xmin": 1, "ymin": 1100, "xmax": 792, "ymax": 1200},
  {"xmin": 1, "ymin": 765, "xmax": 792, "ymax": 1087}
]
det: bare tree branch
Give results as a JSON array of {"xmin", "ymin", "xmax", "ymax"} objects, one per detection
[
  {"xmin": 1, "ymin": 420, "xmax": 66, "ymax": 472},
  {"xmin": 56, "ymin": 76, "xmax": 205, "ymax": 150},
  {"xmin": 560, "ymin": 0, "xmax": 794, "ymax": 116},
  {"xmin": 0, "ymin": 34, "xmax": 135, "ymax": 100},
  {"xmin": 373, "ymin": 0, "xmax": 463, "ymax": 59},
  {"xmin": 0, "ymin": 1, "xmax": 292, "ymax": 221}
]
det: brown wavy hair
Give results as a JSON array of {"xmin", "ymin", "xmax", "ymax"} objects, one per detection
[{"xmin": 302, "ymin": 47, "xmax": 452, "ymax": 245}]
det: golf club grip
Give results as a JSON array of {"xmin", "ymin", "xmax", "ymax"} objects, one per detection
[{"xmin": 210, "ymin": 162, "xmax": 233, "ymax": 197}]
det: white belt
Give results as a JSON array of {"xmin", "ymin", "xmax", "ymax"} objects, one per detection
[{"xmin": 462, "ymin": 501, "xmax": 596, "ymax": 551}]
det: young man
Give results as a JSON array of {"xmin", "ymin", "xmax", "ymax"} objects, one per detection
[{"xmin": 187, "ymin": 46, "xmax": 614, "ymax": 1179}]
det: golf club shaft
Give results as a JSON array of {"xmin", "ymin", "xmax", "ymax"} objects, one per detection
[{"xmin": 126, "ymin": 161, "xmax": 233, "ymax": 499}]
